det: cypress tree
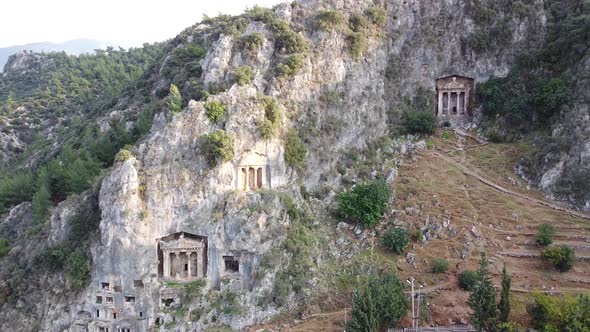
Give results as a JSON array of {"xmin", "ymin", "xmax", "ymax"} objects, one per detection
[
  {"xmin": 468, "ymin": 252, "xmax": 498, "ymax": 332},
  {"xmin": 498, "ymin": 264, "xmax": 511, "ymax": 323},
  {"xmin": 32, "ymin": 185, "xmax": 51, "ymax": 224}
]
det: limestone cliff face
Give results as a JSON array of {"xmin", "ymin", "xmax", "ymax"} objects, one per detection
[
  {"xmin": 0, "ymin": 0, "xmax": 552, "ymax": 331},
  {"xmin": 520, "ymin": 52, "xmax": 590, "ymax": 209}
]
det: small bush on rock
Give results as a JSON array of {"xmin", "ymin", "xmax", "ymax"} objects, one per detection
[
  {"xmin": 338, "ymin": 178, "xmax": 391, "ymax": 227},
  {"xmin": 348, "ymin": 32, "xmax": 368, "ymax": 60},
  {"xmin": 257, "ymin": 119, "xmax": 275, "ymax": 140},
  {"xmin": 234, "ymin": 66, "xmax": 254, "ymax": 86},
  {"xmin": 316, "ymin": 10, "xmax": 347, "ymax": 31},
  {"xmin": 381, "ymin": 228, "xmax": 410, "ymax": 254},
  {"xmin": 0, "ymin": 238, "xmax": 10, "ymax": 259},
  {"xmin": 458, "ymin": 270, "xmax": 478, "ymax": 291},
  {"xmin": 364, "ymin": 7, "xmax": 387, "ymax": 27},
  {"xmin": 114, "ymin": 149, "xmax": 132, "ymax": 162},
  {"xmin": 536, "ymin": 223, "xmax": 556, "ymax": 246},
  {"xmin": 200, "ymin": 130, "xmax": 234, "ymax": 167},
  {"xmin": 541, "ymin": 245, "xmax": 575, "ymax": 272},
  {"xmin": 242, "ymin": 32, "xmax": 265, "ymax": 53},
  {"xmin": 276, "ymin": 54, "xmax": 305, "ymax": 77},
  {"xmin": 204, "ymin": 101, "xmax": 227, "ymax": 123},
  {"xmin": 284, "ymin": 130, "xmax": 306, "ymax": 169},
  {"xmin": 432, "ymin": 258, "xmax": 449, "ymax": 273}
]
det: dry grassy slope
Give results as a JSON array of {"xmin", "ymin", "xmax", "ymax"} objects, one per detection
[
  {"xmin": 392, "ymin": 131, "xmax": 590, "ymax": 326},
  {"xmin": 251, "ymin": 131, "xmax": 590, "ymax": 331}
]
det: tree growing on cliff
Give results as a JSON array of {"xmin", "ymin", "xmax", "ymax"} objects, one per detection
[
  {"xmin": 166, "ymin": 84, "xmax": 182, "ymax": 114},
  {"xmin": 200, "ymin": 130, "xmax": 234, "ymax": 167}
]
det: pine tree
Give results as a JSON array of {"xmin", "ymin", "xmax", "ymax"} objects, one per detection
[
  {"xmin": 468, "ymin": 252, "xmax": 498, "ymax": 332},
  {"xmin": 498, "ymin": 264, "xmax": 511, "ymax": 323},
  {"xmin": 166, "ymin": 84, "xmax": 182, "ymax": 114},
  {"xmin": 347, "ymin": 288, "xmax": 378, "ymax": 332},
  {"xmin": 32, "ymin": 185, "xmax": 51, "ymax": 224},
  {"xmin": 346, "ymin": 274, "xmax": 409, "ymax": 332}
]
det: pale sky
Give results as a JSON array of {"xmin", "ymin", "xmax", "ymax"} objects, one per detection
[{"xmin": 0, "ymin": 0, "xmax": 286, "ymax": 48}]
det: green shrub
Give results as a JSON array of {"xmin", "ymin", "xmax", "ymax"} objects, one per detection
[
  {"xmin": 234, "ymin": 66, "xmax": 254, "ymax": 86},
  {"xmin": 338, "ymin": 178, "xmax": 391, "ymax": 227},
  {"xmin": 245, "ymin": 5, "xmax": 276, "ymax": 23},
  {"xmin": 440, "ymin": 131, "xmax": 454, "ymax": 140},
  {"xmin": 316, "ymin": 10, "xmax": 347, "ymax": 31},
  {"xmin": 485, "ymin": 130, "xmax": 504, "ymax": 143},
  {"xmin": 346, "ymin": 274, "xmax": 409, "ymax": 332},
  {"xmin": 381, "ymin": 228, "xmax": 410, "ymax": 254},
  {"xmin": 65, "ymin": 249, "xmax": 91, "ymax": 289},
  {"xmin": 274, "ymin": 29, "xmax": 309, "ymax": 54},
  {"xmin": 257, "ymin": 96, "xmax": 282, "ymax": 139},
  {"xmin": 402, "ymin": 110, "xmax": 437, "ymax": 135},
  {"xmin": 348, "ymin": 32, "xmax": 368, "ymax": 60},
  {"xmin": 349, "ymin": 13, "xmax": 369, "ymax": 32},
  {"xmin": 242, "ymin": 32, "xmax": 265, "ymax": 52},
  {"xmin": 257, "ymin": 119, "xmax": 275, "ymax": 139},
  {"xmin": 223, "ymin": 17, "xmax": 248, "ymax": 36},
  {"xmin": 261, "ymin": 96, "xmax": 281, "ymax": 125},
  {"xmin": 534, "ymin": 78, "xmax": 570, "ymax": 118},
  {"xmin": 432, "ymin": 258, "xmax": 449, "ymax": 273},
  {"xmin": 200, "ymin": 130, "xmax": 234, "ymax": 167},
  {"xmin": 284, "ymin": 130, "xmax": 306, "ymax": 170},
  {"xmin": 114, "ymin": 149, "xmax": 133, "ymax": 162},
  {"xmin": 364, "ymin": 7, "xmax": 387, "ymax": 27},
  {"xmin": 536, "ymin": 223, "xmax": 556, "ymax": 246},
  {"xmin": 166, "ymin": 84, "xmax": 182, "ymax": 114},
  {"xmin": 527, "ymin": 293, "xmax": 590, "ymax": 331},
  {"xmin": 204, "ymin": 101, "xmax": 227, "ymax": 123},
  {"xmin": 541, "ymin": 245, "xmax": 575, "ymax": 272},
  {"xmin": 0, "ymin": 170, "xmax": 36, "ymax": 214},
  {"xmin": 275, "ymin": 54, "xmax": 305, "ymax": 77},
  {"xmin": 458, "ymin": 270, "xmax": 478, "ymax": 291},
  {"xmin": 0, "ymin": 238, "xmax": 10, "ymax": 259}
]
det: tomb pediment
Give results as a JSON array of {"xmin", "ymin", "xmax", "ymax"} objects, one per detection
[{"xmin": 443, "ymin": 81, "xmax": 466, "ymax": 90}]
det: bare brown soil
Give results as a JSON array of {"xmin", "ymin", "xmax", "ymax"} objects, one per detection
[{"xmin": 249, "ymin": 131, "xmax": 590, "ymax": 331}]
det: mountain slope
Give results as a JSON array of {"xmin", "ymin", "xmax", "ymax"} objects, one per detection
[
  {"xmin": 0, "ymin": 39, "xmax": 116, "ymax": 72},
  {"xmin": 0, "ymin": 0, "xmax": 588, "ymax": 331}
]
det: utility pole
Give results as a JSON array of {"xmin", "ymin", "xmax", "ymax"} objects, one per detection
[
  {"xmin": 417, "ymin": 284, "xmax": 423, "ymax": 327},
  {"xmin": 407, "ymin": 277, "xmax": 415, "ymax": 328}
]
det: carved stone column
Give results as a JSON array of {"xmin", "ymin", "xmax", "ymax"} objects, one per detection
[
  {"xmin": 437, "ymin": 91, "xmax": 443, "ymax": 117},
  {"xmin": 163, "ymin": 250, "xmax": 170, "ymax": 278},
  {"xmin": 196, "ymin": 246, "xmax": 204, "ymax": 278},
  {"xmin": 465, "ymin": 89, "xmax": 470, "ymax": 115},
  {"xmin": 187, "ymin": 252, "xmax": 192, "ymax": 279}
]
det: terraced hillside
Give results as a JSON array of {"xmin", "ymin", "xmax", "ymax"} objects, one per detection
[{"xmin": 251, "ymin": 131, "xmax": 590, "ymax": 330}]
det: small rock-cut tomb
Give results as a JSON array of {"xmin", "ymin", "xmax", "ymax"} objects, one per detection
[
  {"xmin": 237, "ymin": 165, "xmax": 268, "ymax": 191},
  {"xmin": 158, "ymin": 232, "xmax": 207, "ymax": 280},
  {"xmin": 435, "ymin": 75, "xmax": 474, "ymax": 117}
]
